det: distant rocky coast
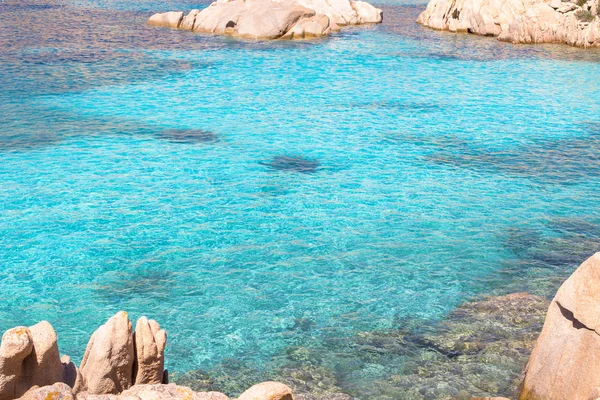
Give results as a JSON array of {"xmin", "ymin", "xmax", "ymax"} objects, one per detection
[
  {"xmin": 417, "ymin": 0, "xmax": 600, "ymax": 47},
  {"xmin": 146, "ymin": 0, "xmax": 382, "ymax": 39},
  {"xmin": 3, "ymin": 252, "xmax": 600, "ymax": 399}
]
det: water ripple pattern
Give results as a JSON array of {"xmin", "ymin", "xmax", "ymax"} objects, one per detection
[{"xmin": 1, "ymin": 0, "xmax": 600, "ymax": 395}]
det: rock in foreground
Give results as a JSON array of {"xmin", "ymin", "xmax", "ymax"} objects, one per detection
[
  {"xmin": 238, "ymin": 382, "xmax": 294, "ymax": 400},
  {"xmin": 0, "ymin": 321, "xmax": 74, "ymax": 400},
  {"xmin": 520, "ymin": 252, "xmax": 600, "ymax": 399},
  {"xmin": 417, "ymin": 0, "xmax": 600, "ymax": 48},
  {"xmin": 0, "ymin": 312, "xmax": 297, "ymax": 400},
  {"xmin": 147, "ymin": 0, "xmax": 382, "ymax": 39}
]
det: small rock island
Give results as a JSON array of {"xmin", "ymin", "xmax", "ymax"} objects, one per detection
[
  {"xmin": 417, "ymin": 0, "xmax": 600, "ymax": 47},
  {"xmin": 147, "ymin": 0, "xmax": 383, "ymax": 39}
]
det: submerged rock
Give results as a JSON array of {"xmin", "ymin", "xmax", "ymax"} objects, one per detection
[
  {"xmin": 147, "ymin": 0, "xmax": 382, "ymax": 40},
  {"xmin": 416, "ymin": 293, "xmax": 550, "ymax": 359},
  {"xmin": 417, "ymin": 0, "xmax": 600, "ymax": 48},
  {"xmin": 260, "ymin": 156, "xmax": 320, "ymax": 173},
  {"xmin": 520, "ymin": 252, "xmax": 600, "ymax": 400},
  {"xmin": 156, "ymin": 129, "xmax": 218, "ymax": 144},
  {"xmin": 338, "ymin": 292, "xmax": 549, "ymax": 399}
]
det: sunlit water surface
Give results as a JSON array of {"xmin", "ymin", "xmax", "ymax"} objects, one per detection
[{"xmin": 1, "ymin": 0, "xmax": 600, "ymax": 397}]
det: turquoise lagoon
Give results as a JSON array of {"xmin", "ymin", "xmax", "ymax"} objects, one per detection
[{"xmin": 1, "ymin": 0, "xmax": 600, "ymax": 397}]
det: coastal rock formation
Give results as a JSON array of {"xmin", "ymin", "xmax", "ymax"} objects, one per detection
[
  {"xmin": 78, "ymin": 312, "xmax": 169, "ymax": 395},
  {"xmin": 417, "ymin": 0, "xmax": 600, "ymax": 47},
  {"xmin": 147, "ymin": 0, "xmax": 382, "ymax": 40},
  {"xmin": 0, "ymin": 322, "xmax": 74, "ymax": 400},
  {"xmin": 147, "ymin": 12, "xmax": 184, "ymax": 28},
  {"xmin": 238, "ymin": 381, "xmax": 294, "ymax": 400},
  {"xmin": 520, "ymin": 252, "xmax": 600, "ymax": 399},
  {"xmin": 121, "ymin": 384, "xmax": 229, "ymax": 399},
  {"xmin": 79, "ymin": 312, "xmax": 135, "ymax": 395},
  {"xmin": 133, "ymin": 317, "xmax": 167, "ymax": 385},
  {"xmin": 0, "ymin": 312, "xmax": 297, "ymax": 399}
]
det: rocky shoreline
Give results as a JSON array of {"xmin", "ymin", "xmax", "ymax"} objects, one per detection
[
  {"xmin": 417, "ymin": 0, "xmax": 600, "ymax": 47},
  {"xmin": 147, "ymin": 0, "xmax": 382, "ymax": 40},
  {"xmin": 3, "ymin": 253, "xmax": 600, "ymax": 399}
]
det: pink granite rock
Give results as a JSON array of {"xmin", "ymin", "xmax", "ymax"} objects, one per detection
[
  {"xmin": 79, "ymin": 312, "xmax": 135, "ymax": 395},
  {"xmin": 133, "ymin": 317, "xmax": 166, "ymax": 385},
  {"xmin": 520, "ymin": 252, "xmax": 600, "ymax": 399},
  {"xmin": 238, "ymin": 382, "xmax": 294, "ymax": 400},
  {"xmin": 17, "ymin": 383, "xmax": 75, "ymax": 400}
]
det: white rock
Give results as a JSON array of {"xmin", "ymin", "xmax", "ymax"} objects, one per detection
[
  {"xmin": 180, "ymin": 9, "xmax": 201, "ymax": 30},
  {"xmin": 157, "ymin": 0, "xmax": 381, "ymax": 40},
  {"xmin": 351, "ymin": 1, "xmax": 383, "ymax": 23},
  {"xmin": 417, "ymin": 0, "xmax": 600, "ymax": 47},
  {"xmin": 147, "ymin": 12, "xmax": 185, "ymax": 28}
]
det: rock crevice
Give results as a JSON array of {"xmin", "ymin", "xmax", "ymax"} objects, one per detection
[
  {"xmin": 556, "ymin": 301, "xmax": 596, "ymax": 332},
  {"xmin": 520, "ymin": 252, "xmax": 600, "ymax": 399}
]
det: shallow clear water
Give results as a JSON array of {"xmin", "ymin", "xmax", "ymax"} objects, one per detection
[{"xmin": 1, "ymin": 0, "xmax": 600, "ymax": 397}]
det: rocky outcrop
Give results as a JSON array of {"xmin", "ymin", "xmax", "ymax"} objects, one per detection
[
  {"xmin": 238, "ymin": 382, "xmax": 294, "ymax": 400},
  {"xmin": 147, "ymin": 12, "xmax": 185, "ymax": 28},
  {"xmin": 0, "ymin": 322, "xmax": 75, "ymax": 400},
  {"xmin": 77, "ymin": 312, "xmax": 167, "ymax": 396},
  {"xmin": 520, "ymin": 252, "xmax": 600, "ymax": 399},
  {"xmin": 120, "ymin": 384, "xmax": 229, "ymax": 400},
  {"xmin": 79, "ymin": 312, "xmax": 135, "ymax": 395},
  {"xmin": 147, "ymin": 0, "xmax": 382, "ymax": 40},
  {"xmin": 133, "ymin": 317, "xmax": 167, "ymax": 386},
  {"xmin": 0, "ymin": 313, "xmax": 298, "ymax": 400},
  {"xmin": 16, "ymin": 383, "xmax": 229, "ymax": 400},
  {"xmin": 417, "ymin": 0, "xmax": 600, "ymax": 47}
]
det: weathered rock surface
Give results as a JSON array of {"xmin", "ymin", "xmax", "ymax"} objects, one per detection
[
  {"xmin": 133, "ymin": 317, "xmax": 167, "ymax": 385},
  {"xmin": 147, "ymin": 0, "xmax": 382, "ymax": 40},
  {"xmin": 417, "ymin": 0, "xmax": 600, "ymax": 47},
  {"xmin": 520, "ymin": 252, "xmax": 600, "ymax": 400},
  {"xmin": 17, "ymin": 383, "xmax": 75, "ymax": 400},
  {"xmin": 194, "ymin": 0, "xmax": 323, "ymax": 39},
  {"xmin": 238, "ymin": 381, "xmax": 294, "ymax": 400},
  {"xmin": 0, "ymin": 322, "xmax": 74, "ymax": 400},
  {"xmin": 147, "ymin": 12, "xmax": 185, "ymax": 28},
  {"xmin": 79, "ymin": 312, "xmax": 135, "ymax": 395},
  {"xmin": 121, "ymin": 384, "xmax": 229, "ymax": 400}
]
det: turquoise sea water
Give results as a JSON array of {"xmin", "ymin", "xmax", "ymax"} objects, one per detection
[{"xmin": 1, "ymin": 0, "xmax": 600, "ymax": 397}]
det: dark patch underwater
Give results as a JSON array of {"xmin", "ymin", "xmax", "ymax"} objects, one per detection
[{"xmin": 260, "ymin": 156, "xmax": 321, "ymax": 174}]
